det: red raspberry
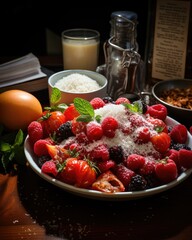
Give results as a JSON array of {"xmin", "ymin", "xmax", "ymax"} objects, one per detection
[
  {"xmin": 28, "ymin": 121, "xmax": 43, "ymax": 145},
  {"xmin": 169, "ymin": 124, "xmax": 188, "ymax": 144},
  {"xmin": 97, "ymin": 160, "xmax": 116, "ymax": 173},
  {"xmin": 101, "ymin": 116, "xmax": 118, "ymax": 138},
  {"xmin": 165, "ymin": 149, "xmax": 180, "ymax": 170},
  {"xmin": 178, "ymin": 149, "xmax": 192, "ymax": 169},
  {"xmin": 134, "ymin": 127, "xmax": 150, "ymax": 144},
  {"xmin": 139, "ymin": 160, "xmax": 156, "ymax": 175},
  {"xmin": 115, "ymin": 164, "xmax": 135, "ymax": 187},
  {"xmin": 90, "ymin": 97, "xmax": 105, "ymax": 109},
  {"xmin": 90, "ymin": 144, "xmax": 109, "ymax": 161},
  {"xmin": 115, "ymin": 97, "xmax": 130, "ymax": 105},
  {"xmin": 146, "ymin": 104, "xmax": 167, "ymax": 121},
  {"xmin": 86, "ymin": 121, "xmax": 103, "ymax": 141},
  {"xmin": 126, "ymin": 154, "xmax": 146, "ymax": 171},
  {"xmin": 41, "ymin": 160, "xmax": 58, "ymax": 177},
  {"xmin": 34, "ymin": 138, "xmax": 53, "ymax": 157}
]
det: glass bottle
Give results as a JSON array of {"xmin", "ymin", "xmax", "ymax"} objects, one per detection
[{"xmin": 97, "ymin": 11, "xmax": 144, "ymax": 101}]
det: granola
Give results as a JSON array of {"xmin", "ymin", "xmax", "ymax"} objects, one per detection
[{"xmin": 160, "ymin": 87, "xmax": 192, "ymax": 109}]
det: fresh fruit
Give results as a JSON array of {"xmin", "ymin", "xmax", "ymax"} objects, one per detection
[
  {"xmin": 40, "ymin": 110, "xmax": 66, "ymax": 136},
  {"xmin": 33, "ymin": 138, "xmax": 54, "ymax": 157},
  {"xmin": 58, "ymin": 158, "xmax": 97, "ymax": 188},
  {"xmin": 169, "ymin": 124, "xmax": 188, "ymax": 144},
  {"xmin": 178, "ymin": 149, "xmax": 192, "ymax": 169},
  {"xmin": 150, "ymin": 132, "xmax": 171, "ymax": 153},
  {"xmin": 115, "ymin": 97, "xmax": 130, "ymax": 105},
  {"xmin": 101, "ymin": 116, "xmax": 119, "ymax": 138},
  {"xmin": 146, "ymin": 104, "xmax": 167, "ymax": 121},
  {"xmin": 155, "ymin": 158, "xmax": 178, "ymax": 183},
  {"xmin": 90, "ymin": 97, "xmax": 105, "ymax": 109},
  {"xmin": 0, "ymin": 90, "xmax": 42, "ymax": 130},
  {"xmin": 64, "ymin": 104, "xmax": 80, "ymax": 121},
  {"xmin": 41, "ymin": 160, "xmax": 58, "ymax": 177},
  {"xmin": 126, "ymin": 154, "xmax": 146, "ymax": 171},
  {"xmin": 91, "ymin": 170, "xmax": 125, "ymax": 193},
  {"xmin": 28, "ymin": 121, "xmax": 43, "ymax": 145},
  {"xmin": 115, "ymin": 164, "xmax": 135, "ymax": 187},
  {"xmin": 86, "ymin": 121, "xmax": 103, "ymax": 141}
]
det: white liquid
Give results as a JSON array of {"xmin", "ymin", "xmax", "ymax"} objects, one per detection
[{"xmin": 62, "ymin": 39, "xmax": 99, "ymax": 71}]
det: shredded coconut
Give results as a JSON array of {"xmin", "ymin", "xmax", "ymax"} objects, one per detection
[{"xmin": 54, "ymin": 73, "xmax": 100, "ymax": 93}]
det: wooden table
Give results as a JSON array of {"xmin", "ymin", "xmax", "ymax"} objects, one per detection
[{"xmin": 1, "ymin": 55, "xmax": 192, "ymax": 240}]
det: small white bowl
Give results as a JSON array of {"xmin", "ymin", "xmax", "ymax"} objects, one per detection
[{"xmin": 48, "ymin": 69, "xmax": 107, "ymax": 105}]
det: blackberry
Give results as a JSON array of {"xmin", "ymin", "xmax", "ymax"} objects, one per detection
[
  {"xmin": 109, "ymin": 145, "xmax": 124, "ymax": 163},
  {"xmin": 37, "ymin": 155, "xmax": 51, "ymax": 168},
  {"xmin": 128, "ymin": 174, "xmax": 147, "ymax": 191},
  {"xmin": 170, "ymin": 140, "xmax": 191, "ymax": 151},
  {"xmin": 144, "ymin": 174, "xmax": 160, "ymax": 189},
  {"xmin": 56, "ymin": 121, "xmax": 74, "ymax": 142},
  {"xmin": 102, "ymin": 96, "xmax": 114, "ymax": 104}
]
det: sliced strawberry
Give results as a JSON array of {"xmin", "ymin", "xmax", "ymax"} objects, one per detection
[{"xmin": 91, "ymin": 170, "xmax": 125, "ymax": 193}]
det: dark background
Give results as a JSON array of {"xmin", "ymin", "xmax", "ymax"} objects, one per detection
[{"xmin": 0, "ymin": 1, "xmax": 150, "ymax": 60}]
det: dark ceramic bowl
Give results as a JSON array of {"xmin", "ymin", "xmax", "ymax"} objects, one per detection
[{"xmin": 151, "ymin": 79, "xmax": 192, "ymax": 127}]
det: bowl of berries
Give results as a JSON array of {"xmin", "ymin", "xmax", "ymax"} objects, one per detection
[{"xmin": 24, "ymin": 96, "xmax": 192, "ymax": 200}]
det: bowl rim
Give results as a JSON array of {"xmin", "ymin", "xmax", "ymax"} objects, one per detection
[
  {"xmin": 151, "ymin": 79, "xmax": 192, "ymax": 112},
  {"xmin": 48, "ymin": 69, "xmax": 108, "ymax": 94}
]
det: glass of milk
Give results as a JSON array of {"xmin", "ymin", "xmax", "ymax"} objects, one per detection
[{"xmin": 62, "ymin": 28, "xmax": 100, "ymax": 71}]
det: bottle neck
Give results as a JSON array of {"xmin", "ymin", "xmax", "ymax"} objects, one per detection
[{"xmin": 110, "ymin": 18, "xmax": 138, "ymax": 51}]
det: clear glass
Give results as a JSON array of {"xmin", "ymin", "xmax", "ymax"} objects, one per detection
[{"xmin": 62, "ymin": 28, "xmax": 100, "ymax": 71}]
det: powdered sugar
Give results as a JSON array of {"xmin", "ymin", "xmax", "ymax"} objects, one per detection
[{"xmin": 54, "ymin": 73, "xmax": 100, "ymax": 93}]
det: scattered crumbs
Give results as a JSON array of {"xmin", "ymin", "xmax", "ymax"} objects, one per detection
[{"xmin": 13, "ymin": 219, "xmax": 19, "ymax": 224}]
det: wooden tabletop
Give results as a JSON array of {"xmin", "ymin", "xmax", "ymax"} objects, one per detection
[{"xmin": 1, "ymin": 55, "xmax": 192, "ymax": 240}]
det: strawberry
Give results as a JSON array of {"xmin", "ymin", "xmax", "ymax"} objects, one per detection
[
  {"xmin": 64, "ymin": 104, "xmax": 80, "ymax": 121},
  {"xmin": 90, "ymin": 97, "xmax": 105, "ymax": 109},
  {"xmin": 41, "ymin": 160, "xmax": 58, "ymax": 177},
  {"xmin": 150, "ymin": 132, "xmax": 171, "ymax": 153},
  {"xmin": 169, "ymin": 124, "xmax": 188, "ymax": 144},
  {"xmin": 91, "ymin": 170, "xmax": 125, "ymax": 193},
  {"xmin": 27, "ymin": 121, "xmax": 44, "ymax": 145},
  {"xmin": 178, "ymin": 149, "xmax": 192, "ymax": 169},
  {"xmin": 146, "ymin": 104, "xmax": 167, "ymax": 121},
  {"xmin": 126, "ymin": 154, "xmax": 146, "ymax": 171},
  {"xmin": 155, "ymin": 158, "xmax": 178, "ymax": 183}
]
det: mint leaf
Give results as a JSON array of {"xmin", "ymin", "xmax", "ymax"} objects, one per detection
[
  {"xmin": 0, "ymin": 142, "xmax": 11, "ymax": 152},
  {"xmin": 74, "ymin": 98, "xmax": 95, "ymax": 117},
  {"xmin": 76, "ymin": 115, "xmax": 93, "ymax": 123},
  {"xmin": 124, "ymin": 101, "xmax": 143, "ymax": 113},
  {"xmin": 13, "ymin": 129, "xmax": 24, "ymax": 147},
  {"xmin": 50, "ymin": 87, "xmax": 61, "ymax": 105}
]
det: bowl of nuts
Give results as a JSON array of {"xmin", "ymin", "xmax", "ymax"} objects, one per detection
[{"xmin": 152, "ymin": 79, "xmax": 192, "ymax": 127}]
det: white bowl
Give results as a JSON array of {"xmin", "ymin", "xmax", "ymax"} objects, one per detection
[{"xmin": 48, "ymin": 69, "xmax": 107, "ymax": 105}]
